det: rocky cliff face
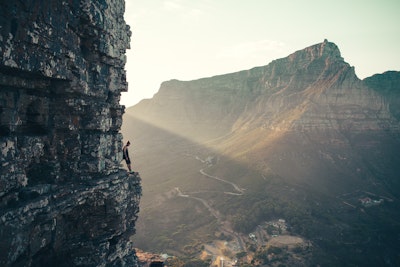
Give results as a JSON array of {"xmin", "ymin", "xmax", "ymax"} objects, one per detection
[
  {"xmin": 364, "ymin": 71, "xmax": 400, "ymax": 120},
  {"xmin": 138, "ymin": 40, "xmax": 396, "ymax": 130},
  {"xmin": 131, "ymin": 40, "xmax": 400, "ymax": 148},
  {"xmin": 0, "ymin": 1, "xmax": 141, "ymax": 266}
]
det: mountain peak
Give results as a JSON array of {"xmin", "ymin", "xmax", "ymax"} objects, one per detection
[{"xmin": 287, "ymin": 39, "xmax": 343, "ymax": 64}]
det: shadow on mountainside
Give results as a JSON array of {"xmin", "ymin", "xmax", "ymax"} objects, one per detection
[{"xmin": 122, "ymin": 113, "xmax": 400, "ymax": 266}]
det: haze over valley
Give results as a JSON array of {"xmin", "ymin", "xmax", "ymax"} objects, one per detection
[{"xmin": 122, "ymin": 40, "xmax": 400, "ymax": 266}]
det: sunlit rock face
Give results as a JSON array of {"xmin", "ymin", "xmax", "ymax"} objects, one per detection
[
  {"xmin": 132, "ymin": 40, "xmax": 399, "ymax": 139},
  {"xmin": 128, "ymin": 40, "xmax": 400, "ymax": 194},
  {"xmin": 0, "ymin": 1, "xmax": 141, "ymax": 266}
]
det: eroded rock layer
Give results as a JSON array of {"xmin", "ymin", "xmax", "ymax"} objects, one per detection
[{"xmin": 0, "ymin": 1, "xmax": 141, "ymax": 266}]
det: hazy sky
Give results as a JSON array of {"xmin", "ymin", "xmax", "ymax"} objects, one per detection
[{"xmin": 121, "ymin": 0, "xmax": 400, "ymax": 107}]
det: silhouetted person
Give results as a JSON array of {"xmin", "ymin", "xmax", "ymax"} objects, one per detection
[{"xmin": 123, "ymin": 140, "xmax": 132, "ymax": 172}]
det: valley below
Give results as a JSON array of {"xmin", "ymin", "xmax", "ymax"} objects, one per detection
[
  {"xmin": 124, "ymin": 117, "xmax": 399, "ymax": 266},
  {"xmin": 175, "ymin": 154, "xmax": 313, "ymax": 267}
]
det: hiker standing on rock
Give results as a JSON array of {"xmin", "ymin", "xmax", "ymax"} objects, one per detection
[{"xmin": 123, "ymin": 140, "xmax": 132, "ymax": 172}]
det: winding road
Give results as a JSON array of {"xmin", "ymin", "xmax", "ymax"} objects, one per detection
[
  {"xmin": 199, "ymin": 168, "xmax": 245, "ymax": 195},
  {"xmin": 176, "ymin": 155, "xmax": 247, "ymax": 253}
]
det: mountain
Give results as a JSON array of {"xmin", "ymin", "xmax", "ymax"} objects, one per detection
[{"xmin": 123, "ymin": 40, "xmax": 400, "ymax": 266}]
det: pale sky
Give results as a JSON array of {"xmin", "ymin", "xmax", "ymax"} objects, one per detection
[{"xmin": 121, "ymin": 0, "xmax": 400, "ymax": 107}]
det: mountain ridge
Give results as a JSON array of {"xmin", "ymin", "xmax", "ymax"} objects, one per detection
[
  {"xmin": 128, "ymin": 40, "xmax": 398, "ymax": 144},
  {"xmin": 123, "ymin": 40, "xmax": 400, "ymax": 265},
  {"xmin": 126, "ymin": 39, "xmax": 400, "ymax": 193}
]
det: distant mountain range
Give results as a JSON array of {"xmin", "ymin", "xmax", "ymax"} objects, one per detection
[{"xmin": 122, "ymin": 40, "xmax": 400, "ymax": 266}]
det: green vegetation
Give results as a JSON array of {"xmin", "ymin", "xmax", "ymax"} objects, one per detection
[
  {"xmin": 209, "ymin": 167, "xmax": 400, "ymax": 266},
  {"xmin": 133, "ymin": 195, "xmax": 217, "ymax": 253}
]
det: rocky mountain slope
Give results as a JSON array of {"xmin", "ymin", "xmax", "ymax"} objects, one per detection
[
  {"xmin": 123, "ymin": 40, "xmax": 400, "ymax": 266},
  {"xmin": 0, "ymin": 1, "xmax": 141, "ymax": 266},
  {"xmin": 127, "ymin": 40, "xmax": 400, "ymax": 195}
]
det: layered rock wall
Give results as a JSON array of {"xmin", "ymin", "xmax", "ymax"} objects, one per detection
[
  {"xmin": 136, "ymin": 41, "xmax": 398, "ymax": 136},
  {"xmin": 0, "ymin": 1, "xmax": 141, "ymax": 266}
]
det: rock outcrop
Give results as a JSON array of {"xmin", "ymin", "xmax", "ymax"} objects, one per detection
[{"xmin": 0, "ymin": 1, "xmax": 141, "ymax": 266}]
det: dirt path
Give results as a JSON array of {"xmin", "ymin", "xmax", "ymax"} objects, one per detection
[
  {"xmin": 176, "ymin": 155, "xmax": 248, "ymax": 253},
  {"xmin": 199, "ymin": 168, "xmax": 245, "ymax": 195},
  {"xmin": 176, "ymin": 187, "xmax": 222, "ymax": 222}
]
